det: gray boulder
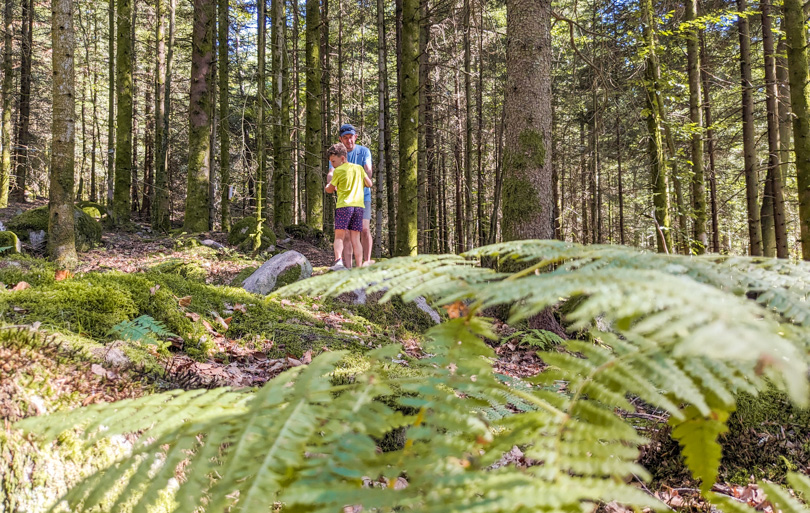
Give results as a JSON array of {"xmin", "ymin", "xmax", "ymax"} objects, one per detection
[{"xmin": 242, "ymin": 250, "xmax": 313, "ymax": 295}]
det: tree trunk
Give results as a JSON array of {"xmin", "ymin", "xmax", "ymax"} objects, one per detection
[
  {"xmin": 417, "ymin": 0, "xmax": 428, "ymax": 253},
  {"xmin": 760, "ymin": 0, "xmax": 782, "ymax": 257},
  {"xmin": 617, "ymin": 113, "xmax": 625, "ymax": 245},
  {"xmin": 700, "ymin": 33, "xmax": 720, "ymax": 253},
  {"xmin": 49, "ymin": 0, "xmax": 78, "ymax": 265},
  {"xmin": 776, "ymin": 34, "xmax": 792, "ymax": 258},
  {"xmin": 685, "ymin": 0, "xmax": 707, "ymax": 253},
  {"xmin": 12, "ymin": 0, "xmax": 33, "ymax": 202},
  {"xmin": 90, "ymin": 8, "xmax": 100, "ymax": 203},
  {"xmin": 463, "ymin": 0, "xmax": 473, "ymax": 250},
  {"xmin": 0, "ymin": 0, "xmax": 13, "ymax": 207},
  {"xmin": 153, "ymin": 0, "xmax": 172, "ymax": 230},
  {"xmin": 217, "ymin": 0, "xmax": 231, "ymax": 231},
  {"xmin": 130, "ymin": 0, "xmax": 140, "ymax": 214},
  {"xmin": 305, "ymin": 0, "xmax": 323, "ymax": 229},
  {"xmin": 375, "ymin": 0, "xmax": 387, "ymax": 258},
  {"xmin": 183, "ymin": 0, "xmax": 215, "ymax": 232},
  {"xmin": 501, "ymin": 0, "xmax": 553, "ymax": 241},
  {"xmin": 641, "ymin": 0, "xmax": 672, "ymax": 253},
  {"xmin": 395, "ymin": 0, "xmax": 419, "ymax": 255},
  {"xmin": 272, "ymin": 0, "xmax": 292, "ymax": 231},
  {"xmin": 112, "ymin": 0, "xmax": 133, "ymax": 226},
  {"xmin": 738, "ymin": 0, "xmax": 763, "ymax": 255},
  {"xmin": 106, "ymin": 0, "xmax": 115, "ymax": 206}
]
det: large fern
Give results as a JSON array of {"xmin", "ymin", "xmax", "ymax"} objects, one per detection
[{"xmin": 15, "ymin": 241, "xmax": 810, "ymax": 512}]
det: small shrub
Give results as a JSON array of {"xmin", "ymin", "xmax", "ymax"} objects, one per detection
[{"xmin": 229, "ymin": 217, "xmax": 276, "ymax": 252}]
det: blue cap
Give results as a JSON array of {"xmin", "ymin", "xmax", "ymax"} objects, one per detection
[{"xmin": 339, "ymin": 124, "xmax": 356, "ymax": 136}]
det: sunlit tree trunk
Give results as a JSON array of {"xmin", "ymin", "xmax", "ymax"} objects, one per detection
[
  {"xmin": 272, "ymin": 0, "xmax": 292, "ymax": 230},
  {"xmin": 152, "ymin": 0, "xmax": 171, "ymax": 230},
  {"xmin": 395, "ymin": 0, "xmax": 419, "ymax": 254},
  {"xmin": 12, "ymin": 0, "xmax": 32, "ymax": 202},
  {"xmin": 738, "ymin": 0, "xmax": 763, "ymax": 255},
  {"xmin": 112, "ymin": 0, "xmax": 133, "ymax": 226},
  {"xmin": 641, "ymin": 0, "xmax": 672, "ymax": 253},
  {"xmin": 305, "ymin": 0, "xmax": 323, "ymax": 229},
  {"xmin": 685, "ymin": 0, "xmax": 706, "ymax": 253},
  {"xmin": 700, "ymin": 34, "xmax": 720, "ymax": 253},
  {"xmin": 183, "ymin": 0, "xmax": 215, "ymax": 232},
  {"xmin": 49, "ymin": 0, "xmax": 78, "ymax": 265},
  {"xmin": 776, "ymin": 35, "xmax": 792, "ymax": 258},
  {"xmin": 218, "ymin": 0, "xmax": 231, "ymax": 231},
  {"xmin": 0, "ymin": 0, "xmax": 13, "ymax": 207}
]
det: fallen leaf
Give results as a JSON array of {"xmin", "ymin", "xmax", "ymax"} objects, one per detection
[
  {"xmin": 223, "ymin": 316, "xmax": 233, "ymax": 326},
  {"xmin": 178, "ymin": 296, "xmax": 192, "ymax": 307},
  {"xmin": 233, "ymin": 303, "xmax": 247, "ymax": 313},
  {"xmin": 11, "ymin": 281, "xmax": 30, "ymax": 291},
  {"xmin": 186, "ymin": 312, "xmax": 201, "ymax": 322},
  {"xmin": 302, "ymin": 350, "xmax": 312, "ymax": 364},
  {"xmin": 442, "ymin": 300, "xmax": 468, "ymax": 319},
  {"xmin": 287, "ymin": 357, "xmax": 303, "ymax": 367},
  {"xmin": 150, "ymin": 284, "xmax": 160, "ymax": 295},
  {"xmin": 54, "ymin": 269, "xmax": 74, "ymax": 281}
]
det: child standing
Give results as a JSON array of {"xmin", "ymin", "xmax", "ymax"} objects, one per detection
[{"xmin": 325, "ymin": 143, "xmax": 373, "ymax": 269}]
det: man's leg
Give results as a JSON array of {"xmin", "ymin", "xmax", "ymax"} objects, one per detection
[
  {"xmin": 342, "ymin": 232, "xmax": 353, "ymax": 269},
  {"xmin": 362, "ymin": 200, "xmax": 374, "ymax": 263},
  {"xmin": 349, "ymin": 230, "xmax": 363, "ymax": 268}
]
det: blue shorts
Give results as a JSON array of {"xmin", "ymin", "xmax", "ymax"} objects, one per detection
[
  {"xmin": 363, "ymin": 200, "xmax": 372, "ymax": 221},
  {"xmin": 335, "ymin": 206, "xmax": 364, "ymax": 232}
]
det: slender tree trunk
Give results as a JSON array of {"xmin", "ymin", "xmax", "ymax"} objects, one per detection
[
  {"xmin": 305, "ymin": 0, "xmax": 323, "ymax": 229},
  {"xmin": 417, "ymin": 0, "xmax": 428, "ymax": 252},
  {"xmin": 579, "ymin": 116, "xmax": 588, "ymax": 243},
  {"xmin": 12, "ymin": 0, "xmax": 32, "ymax": 202},
  {"xmin": 375, "ymin": 0, "xmax": 387, "ymax": 258},
  {"xmin": 131, "ymin": 0, "xmax": 140, "ymax": 214},
  {"xmin": 776, "ymin": 34, "xmax": 792, "ymax": 258},
  {"xmin": 488, "ymin": 101, "xmax": 505, "ymax": 245},
  {"xmin": 463, "ymin": 0, "xmax": 473, "ymax": 250},
  {"xmin": 0, "ymin": 0, "xmax": 13, "ymax": 207},
  {"xmin": 385, "ymin": 41, "xmax": 396, "ymax": 255},
  {"xmin": 738, "ymin": 0, "xmax": 763, "ymax": 255},
  {"xmin": 272, "ymin": 0, "xmax": 292, "ymax": 231},
  {"xmin": 90, "ymin": 9, "xmax": 100, "ymax": 203},
  {"xmin": 641, "ymin": 0, "xmax": 672, "ymax": 253},
  {"xmin": 183, "ymin": 0, "xmax": 215, "ymax": 232},
  {"xmin": 321, "ymin": 0, "xmax": 331, "ymax": 233},
  {"xmin": 217, "ymin": 0, "xmax": 231, "ymax": 231},
  {"xmin": 395, "ymin": 0, "xmax": 419, "ymax": 255},
  {"xmin": 106, "ymin": 0, "xmax": 115, "ymax": 206},
  {"xmin": 700, "ymin": 34, "xmax": 719, "ymax": 253},
  {"xmin": 112, "ymin": 0, "xmax": 134, "ymax": 226},
  {"xmin": 50, "ymin": 0, "xmax": 78, "ymax": 265},
  {"xmin": 761, "ymin": 0, "xmax": 784, "ymax": 257},
  {"xmin": 617, "ymin": 113, "xmax": 625, "ymax": 245},
  {"xmin": 153, "ymin": 0, "xmax": 172, "ymax": 230},
  {"xmin": 685, "ymin": 0, "xmax": 706, "ymax": 253}
]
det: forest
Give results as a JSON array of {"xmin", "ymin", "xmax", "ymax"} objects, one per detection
[{"xmin": 0, "ymin": 0, "xmax": 810, "ymax": 512}]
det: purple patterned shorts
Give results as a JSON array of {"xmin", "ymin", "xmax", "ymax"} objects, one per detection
[{"xmin": 335, "ymin": 206, "xmax": 364, "ymax": 232}]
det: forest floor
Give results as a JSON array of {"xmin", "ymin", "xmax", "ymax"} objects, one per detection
[{"xmin": 0, "ymin": 200, "xmax": 807, "ymax": 513}]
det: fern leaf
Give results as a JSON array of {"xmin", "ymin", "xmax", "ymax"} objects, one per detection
[{"xmin": 669, "ymin": 405, "xmax": 730, "ymax": 494}]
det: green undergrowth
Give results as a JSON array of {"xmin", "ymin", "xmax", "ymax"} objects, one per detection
[{"xmin": 0, "ymin": 257, "xmax": 432, "ymax": 365}]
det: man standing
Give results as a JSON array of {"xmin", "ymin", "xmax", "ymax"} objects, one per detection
[{"xmin": 327, "ymin": 123, "xmax": 374, "ymax": 267}]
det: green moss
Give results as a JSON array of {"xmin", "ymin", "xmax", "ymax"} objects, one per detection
[
  {"xmin": 501, "ymin": 129, "xmax": 546, "ymax": 240},
  {"xmin": 341, "ymin": 295, "xmax": 437, "ymax": 337},
  {"xmin": 229, "ymin": 266, "xmax": 258, "ymax": 287},
  {"xmin": 6, "ymin": 206, "xmax": 102, "ymax": 251},
  {"xmin": 0, "ymin": 281, "xmax": 138, "ymax": 338},
  {"xmin": 0, "ymin": 231, "xmax": 21, "ymax": 254},
  {"xmin": 150, "ymin": 259, "xmax": 208, "ymax": 282},
  {"xmin": 0, "ymin": 258, "xmax": 60, "ymax": 287},
  {"xmin": 276, "ymin": 265, "xmax": 302, "ymax": 289},
  {"xmin": 229, "ymin": 217, "xmax": 277, "ymax": 251},
  {"xmin": 77, "ymin": 201, "xmax": 106, "ymax": 220}
]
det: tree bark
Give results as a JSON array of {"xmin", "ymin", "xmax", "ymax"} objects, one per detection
[
  {"xmin": 776, "ymin": 34, "xmax": 792, "ymax": 258},
  {"xmin": 395, "ymin": 0, "xmax": 419, "ymax": 255},
  {"xmin": 463, "ymin": 0, "xmax": 473, "ymax": 250},
  {"xmin": 641, "ymin": 0, "xmax": 672, "ymax": 253},
  {"xmin": 272, "ymin": 0, "xmax": 292, "ymax": 231},
  {"xmin": 375, "ymin": 0, "xmax": 388, "ymax": 257},
  {"xmin": 12, "ymin": 0, "xmax": 32, "ymax": 202},
  {"xmin": 685, "ymin": 0, "xmax": 707, "ymax": 253},
  {"xmin": 738, "ymin": 0, "xmax": 763, "ymax": 255},
  {"xmin": 305, "ymin": 0, "xmax": 323, "ymax": 229},
  {"xmin": 218, "ymin": 0, "xmax": 231, "ymax": 231},
  {"xmin": 49, "ymin": 0, "xmax": 78, "ymax": 265},
  {"xmin": 0, "ymin": 0, "xmax": 13, "ymax": 207},
  {"xmin": 112, "ymin": 0, "xmax": 134, "ymax": 226},
  {"xmin": 153, "ymin": 0, "xmax": 173, "ymax": 230},
  {"xmin": 106, "ymin": 0, "xmax": 115, "ymax": 206},
  {"xmin": 699, "ymin": 33, "xmax": 719, "ymax": 253},
  {"xmin": 183, "ymin": 0, "xmax": 215, "ymax": 232},
  {"xmin": 501, "ymin": 0, "xmax": 553, "ymax": 241}
]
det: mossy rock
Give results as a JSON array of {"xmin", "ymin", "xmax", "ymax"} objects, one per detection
[
  {"xmin": 6, "ymin": 205, "xmax": 102, "ymax": 251},
  {"xmin": 284, "ymin": 223, "xmax": 331, "ymax": 249},
  {"xmin": 342, "ymin": 295, "xmax": 439, "ymax": 336},
  {"xmin": 150, "ymin": 259, "xmax": 208, "ymax": 282},
  {"xmin": 76, "ymin": 200, "xmax": 107, "ymax": 220},
  {"xmin": 172, "ymin": 232, "xmax": 202, "ymax": 250},
  {"xmin": 230, "ymin": 266, "xmax": 258, "ymax": 287},
  {"xmin": 229, "ymin": 217, "xmax": 276, "ymax": 252},
  {"xmin": 0, "ymin": 230, "xmax": 22, "ymax": 254}
]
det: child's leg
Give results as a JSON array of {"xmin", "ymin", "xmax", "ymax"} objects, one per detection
[
  {"xmin": 349, "ymin": 230, "xmax": 363, "ymax": 268},
  {"xmin": 333, "ymin": 229, "xmax": 347, "ymax": 262},
  {"xmin": 343, "ymin": 232, "xmax": 353, "ymax": 268}
]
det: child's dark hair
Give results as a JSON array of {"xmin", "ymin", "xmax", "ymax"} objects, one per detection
[{"xmin": 327, "ymin": 143, "xmax": 347, "ymax": 159}]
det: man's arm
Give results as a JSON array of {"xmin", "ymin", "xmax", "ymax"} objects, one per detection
[
  {"xmin": 325, "ymin": 183, "xmax": 336, "ymax": 193},
  {"xmin": 363, "ymin": 162, "xmax": 373, "ymax": 187}
]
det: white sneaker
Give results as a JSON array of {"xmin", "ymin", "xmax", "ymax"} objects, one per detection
[{"xmin": 329, "ymin": 259, "xmax": 346, "ymax": 271}]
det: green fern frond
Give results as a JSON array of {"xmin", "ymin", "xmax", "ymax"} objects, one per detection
[{"xmin": 108, "ymin": 314, "xmax": 177, "ymax": 345}]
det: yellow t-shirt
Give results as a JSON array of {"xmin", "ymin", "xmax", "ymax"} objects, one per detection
[{"xmin": 330, "ymin": 162, "xmax": 366, "ymax": 208}]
